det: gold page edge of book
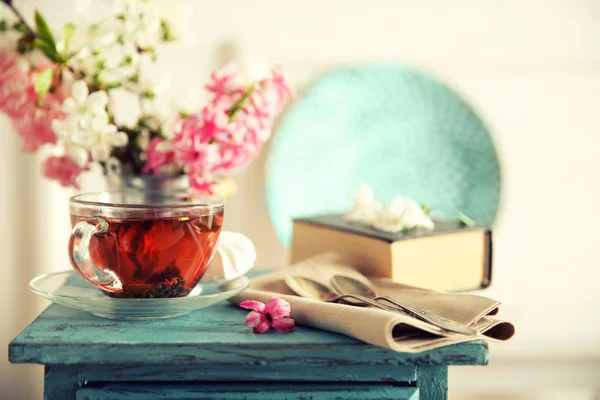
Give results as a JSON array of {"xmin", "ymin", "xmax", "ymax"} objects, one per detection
[{"xmin": 390, "ymin": 230, "xmax": 489, "ymax": 292}]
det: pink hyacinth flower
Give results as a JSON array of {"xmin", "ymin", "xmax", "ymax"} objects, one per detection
[
  {"xmin": 143, "ymin": 137, "xmax": 176, "ymax": 175},
  {"xmin": 187, "ymin": 168, "xmax": 215, "ymax": 194},
  {"xmin": 42, "ymin": 155, "xmax": 85, "ymax": 189},
  {"xmin": 171, "ymin": 108, "xmax": 229, "ymax": 164},
  {"xmin": 240, "ymin": 297, "xmax": 295, "ymax": 334},
  {"xmin": 168, "ymin": 105, "xmax": 235, "ymax": 193},
  {"xmin": 268, "ymin": 65, "xmax": 297, "ymax": 106},
  {"xmin": 204, "ymin": 62, "xmax": 245, "ymax": 109},
  {"xmin": 164, "ymin": 63, "xmax": 296, "ymax": 193}
]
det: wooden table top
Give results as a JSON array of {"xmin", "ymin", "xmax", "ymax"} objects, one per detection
[{"xmin": 9, "ymin": 302, "xmax": 488, "ymax": 368}]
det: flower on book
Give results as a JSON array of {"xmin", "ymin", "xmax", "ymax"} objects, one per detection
[
  {"xmin": 346, "ymin": 184, "xmax": 434, "ymax": 233},
  {"xmin": 240, "ymin": 297, "xmax": 295, "ymax": 334},
  {"xmin": 345, "ymin": 184, "xmax": 384, "ymax": 225}
]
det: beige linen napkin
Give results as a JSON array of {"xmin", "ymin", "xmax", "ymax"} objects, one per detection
[{"xmin": 230, "ymin": 253, "xmax": 515, "ymax": 353}]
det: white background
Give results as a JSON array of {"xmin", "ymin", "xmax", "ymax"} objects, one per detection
[{"xmin": 0, "ymin": 1, "xmax": 599, "ymax": 399}]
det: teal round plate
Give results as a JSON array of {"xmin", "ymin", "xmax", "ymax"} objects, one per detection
[{"xmin": 266, "ymin": 64, "xmax": 501, "ymax": 245}]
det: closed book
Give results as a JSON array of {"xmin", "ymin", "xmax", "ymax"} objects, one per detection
[{"xmin": 291, "ymin": 214, "xmax": 492, "ymax": 292}]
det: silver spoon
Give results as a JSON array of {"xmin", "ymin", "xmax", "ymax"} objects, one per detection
[
  {"xmin": 285, "ymin": 275, "xmax": 412, "ymax": 312},
  {"xmin": 330, "ymin": 275, "xmax": 478, "ymax": 336},
  {"xmin": 285, "ymin": 275, "xmax": 447, "ymax": 335}
]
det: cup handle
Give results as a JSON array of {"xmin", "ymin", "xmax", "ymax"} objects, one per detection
[{"xmin": 68, "ymin": 217, "xmax": 123, "ymax": 293}]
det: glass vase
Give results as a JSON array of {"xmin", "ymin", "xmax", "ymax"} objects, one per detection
[{"xmin": 103, "ymin": 159, "xmax": 237, "ymax": 199}]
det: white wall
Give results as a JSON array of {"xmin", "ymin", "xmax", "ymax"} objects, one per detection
[{"xmin": 1, "ymin": 1, "xmax": 599, "ymax": 399}]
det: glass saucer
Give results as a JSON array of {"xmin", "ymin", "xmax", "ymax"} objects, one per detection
[{"xmin": 29, "ymin": 271, "xmax": 249, "ymax": 320}]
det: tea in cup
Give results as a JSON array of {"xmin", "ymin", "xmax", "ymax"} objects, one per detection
[{"xmin": 68, "ymin": 191, "xmax": 224, "ymax": 298}]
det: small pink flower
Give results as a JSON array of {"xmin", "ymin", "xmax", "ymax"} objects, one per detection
[
  {"xmin": 42, "ymin": 155, "xmax": 85, "ymax": 189},
  {"xmin": 143, "ymin": 138, "xmax": 176, "ymax": 175},
  {"xmin": 240, "ymin": 297, "xmax": 295, "ymax": 334},
  {"xmin": 204, "ymin": 63, "xmax": 245, "ymax": 109},
  {"xmin": 170, "ymin": 110, "xmax": 226, "ymax": 166},
  {"xmin": 270, "ymin": 65, "xmax": 296, "ymax": 101},
  {"xmin": 0, "ymin": 53, "xmax": 65, "ymax": 152},
  {"xmin": 187, "ymin": 168, "xmax": 215, "ymax": 194},
  {"xmin": 167, "ymin": 106, "xmax": 236, "ymax": 192}
]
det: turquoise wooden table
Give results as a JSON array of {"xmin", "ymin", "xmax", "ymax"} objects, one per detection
[{"xmin": 9, "ymin": 302, "xmax": 488, "ymax": 400}]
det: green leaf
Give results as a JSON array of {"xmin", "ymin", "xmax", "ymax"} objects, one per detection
[
  {"xmin": 12, "ymin": 21, "xmax": 27, "ymax": 34},
  {"xmin": 17, "ymin": 36, "xmax": 34, "ymax": 54},
  {"xmin": 62, "ymin": 23, "xmax": 75, "ymax": 56},
  {"xmin": 420, "ymin": 204, "xmax": 432, "ymax": 216},
  {"xmin": 34, "ymin": 68, "xmax": 54, "ymax": 101},
  {"xmin": 457, "ymin": 212, "xmax": 476, "ymax": 227},
  {"xmin": 33, "ymin": 11, "xmax": 64, "ymax": 63},
  {"xmin": 33, "ymin": 38, "xmax": 63, "ymax": 63},
  {"xmin": 228, "ymin": 85, "xmax": 255, "ymax": 121},
  {"xmin": 160, "ymin": 21, "xmax": 175, "ymax": 42},
  {"xmin": 34, "ymin": 10, "xmax": 56, "ymax": 48}
]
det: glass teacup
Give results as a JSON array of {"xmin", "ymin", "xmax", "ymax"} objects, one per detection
[{"xmin": 68, "ymin": 191, "xmax": 224, "ymax": 298}]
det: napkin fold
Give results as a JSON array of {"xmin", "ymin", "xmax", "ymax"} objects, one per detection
[{"xmin": 230, "ymin": 253, "xmax": 515, "ymax": 353}]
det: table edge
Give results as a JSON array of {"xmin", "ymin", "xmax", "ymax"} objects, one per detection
[{"xmin": 9, "ymin": 339, "xmax": 488, "ymax": 366}]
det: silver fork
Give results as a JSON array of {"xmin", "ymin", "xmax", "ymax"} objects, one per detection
[{"xmin": 330, "ymin": 275, "xmax": 479, "ymax": 336}]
